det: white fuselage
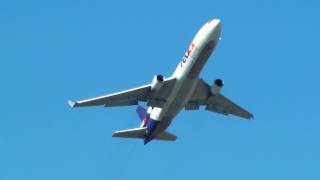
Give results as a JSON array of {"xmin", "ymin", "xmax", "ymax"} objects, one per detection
[{"xmin": 148, "ymin": 19, "xmax": 222, "ymax": 135}]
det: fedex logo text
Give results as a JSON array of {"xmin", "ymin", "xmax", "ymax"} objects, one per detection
[{"xmin": 180, "ymin": 43, "xmax": 195, "ymax": 67}]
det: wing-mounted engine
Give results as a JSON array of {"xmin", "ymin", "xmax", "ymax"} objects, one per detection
[
  {"xmin": 210, "ymin": 79, "xmax": 224, "ymax": 95},
  {"xmin": 151, "ymin": 74, "xmax": 164, "ymax": 91},
  {"xmin": 147, "ymin": 74, "xmax": 166, "ymax": 108}
]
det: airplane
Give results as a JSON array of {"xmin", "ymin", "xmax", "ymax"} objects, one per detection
[{"xmin": 68, "ymin": 19, "xmax": 253, "ymax": 144}]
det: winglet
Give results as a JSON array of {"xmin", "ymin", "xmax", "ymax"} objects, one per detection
[{"xmin": 68, "ymin": 100, "xmax": 77, "ymax": 108}]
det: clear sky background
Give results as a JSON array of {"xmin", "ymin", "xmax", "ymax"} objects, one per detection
[{"xmin": 1, "ymin": 0, "xmax": 319, "ymax": 179}]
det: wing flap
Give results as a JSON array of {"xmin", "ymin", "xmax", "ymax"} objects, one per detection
[{"xmin": 104, "ymin": 99, "xmax": 138, "ymax": 107}]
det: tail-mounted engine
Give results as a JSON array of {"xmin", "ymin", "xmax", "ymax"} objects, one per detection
[{"xmin": 210, "ymin": 79, "xmax": 224, "ymax": 95}]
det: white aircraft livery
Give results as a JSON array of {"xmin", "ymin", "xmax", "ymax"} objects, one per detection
[{"xmin": 68, "ymin": 19, "xmax": 253, "ymax": 144}]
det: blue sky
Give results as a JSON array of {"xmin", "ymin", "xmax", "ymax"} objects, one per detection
[{"xmin": 1, "ymin": 0, "xmax": 319, "ymax": 179}]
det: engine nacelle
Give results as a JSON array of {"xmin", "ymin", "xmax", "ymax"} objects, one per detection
[
  {"xmin": 151, "ymin": 74, "xmax": 164, "ymax": 91},
  {"xmin": 211, "ymin": 79, "xmax": 224, "ymax": 95}
]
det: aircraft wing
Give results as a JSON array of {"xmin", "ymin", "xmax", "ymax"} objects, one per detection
[
  {"xmin": 186, "ymin": 79, "xmax": 253, "ymax": 120},
  {"xmin": 205, "ymin": 94, "xmax": 253, "ymax": 119},
  {"xmin": 68, "ymin": 77, "xmax": 176, "ymax": 108}
]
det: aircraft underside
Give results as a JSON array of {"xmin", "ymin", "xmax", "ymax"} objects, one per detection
[{"xmin": 68, "ymin": 19, "xmax": 253, "ymax": 144}]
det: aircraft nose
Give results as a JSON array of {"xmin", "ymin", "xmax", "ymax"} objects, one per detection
[
  {"xmin": 208, "ymin": 19, "xmax": 221, "ymax": 40},
  {"xmin": 208, "ymin": 19, "xmax": 220, "ymax": 26}
]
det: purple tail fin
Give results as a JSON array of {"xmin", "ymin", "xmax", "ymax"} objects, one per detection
[{"xmin": 136, "ymin": 105, "xmax": 148, "ymax": 121}]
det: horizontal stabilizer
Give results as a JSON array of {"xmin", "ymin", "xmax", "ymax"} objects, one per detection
[
  {"xmin": 155, "ymin": 131, "xmax": 177, "ymax": 141},
  {"xmin": 112, "ymin": 128, "xmax": 177, "ymax": 142},
  {"xmin": 112, "ymin": 127, "xmax": 146, "ymax": 139}
]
